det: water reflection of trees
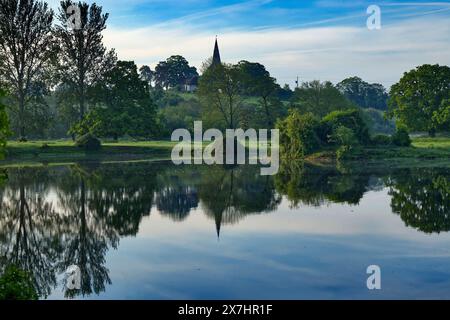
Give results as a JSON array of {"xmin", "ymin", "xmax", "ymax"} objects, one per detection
[
  {"xmin": 274, "ymin": 162, "xmax": 371, "ymax": 207},
  {"xmin": 198, "ymin": 165, "xmax": 281, "ymax": 237},
  {"xmin": 386, "ymin": 168, "xmax": 450, "ymax": 234},
  {"xmin": 1, "ymin": 162, "xmax": 449, "ymax": 298},
  {"xmin": 0, "ymin": 168, "xmax": 64, "ymax": 298}
]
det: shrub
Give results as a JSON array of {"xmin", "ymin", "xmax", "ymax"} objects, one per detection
[
  {"xmin": 330, "ymin": 126, "xmax": 359, "ymax": 160},
  {"xmin": 0, "ymin": 265, "xmax": 38, "ymax": 300},
  {"xmin": 75, "ymin": 133, "xmax": 101, "ymax": 151},
  {"xmin": 319, "ymin": 109, "xmax": 371, "ymax": 145},
  {"xmin": 392, "ymin": 127, "xmax": 411, "ymax": 147},
  {"xmin": 277, "ymin": 110, "xmax": 321, "ymax": 158},
  {"xmin": 371, "ymin": 134, "xmax": 392, "ymax": 146}
]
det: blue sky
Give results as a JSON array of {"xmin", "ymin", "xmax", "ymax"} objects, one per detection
[{"xmin": 49, "ymin": 0, "xmax": 450, "ymax": 87}]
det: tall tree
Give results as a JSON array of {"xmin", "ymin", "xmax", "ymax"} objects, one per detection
[
  {"xmin": 198, "ymin": 63, "xmax": 244, "ymax": 129},
  {"xmin": 73, "ymin": 61, "xmax": 159, "ymax": 140},
  {"xmin": 337, "ymin": 76, "xmax": 388, "ymax": 110},
  {"xmin": 0, "ymin": 0, "xmax": 55, "ymax": 140},
  {"xmin": 0, "ymin": 87, "xmax": 9, "ymax": 156},
  {"xmin": 292, "ymin": 80, "xmax": 355, "ymax": 118},
  {"xmin": 238, "ymin": 60, "xmax": 283, "ymax": 129},
  {"xmin": 388, "ymin": 64, "xmax": 450, "ymax": 136},
  {"xmin": 54, "ymin": 1, "xmax": 116, "ymax": 123}
]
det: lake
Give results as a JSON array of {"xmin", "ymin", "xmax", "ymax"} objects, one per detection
[{"xmin": 0, "ymin": 161, "xmax": 449, "ymax": 299}]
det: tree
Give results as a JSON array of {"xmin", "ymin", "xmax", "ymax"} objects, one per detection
[
  {"xmin": 0, "ymin": 0, "xmax": 55, "ymax": 140},
  {"xmin": 388, "ymin": 64, "xmax": 450, "ymax": 136},
  {"xmin": 0, "ymin": 87, "xmax": 9, "ymax": 157},
  {"xmin": 388, "ymin": 168, "xmax": 450, "ymax": 233},
  {"xmin": 54, "ymin": 1, "xmax": 117, "ymax": 123},
  {"xmin": 154, "ymin": 55, "xmax": 198, "ymax": 90},
  {"xmin": 319, "ymin": 109, "xmax": 371, "ymax": 145},
  {"xmin": 198, "ymin": 63, "xmax": 244, "ymax": 129},
  {"xmin": 139, "ymin": 65, "xmax": 153, "ymax": 87},
  {"xmin": 237, "ymin": 60, "xmax": 283, "ymax": 129},
  {"xmin": 337, "ymin": 77, "xmax": 388, "ymax": 110},
  {"xmin": 73, "ymin": 61, "xmax": 159, "ymax": 140},
  {"xmin": 292, "ymin": 80, "xmax": 355, "ymax": 118}
]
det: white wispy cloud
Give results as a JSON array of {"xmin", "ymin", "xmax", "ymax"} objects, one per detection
[{"xmin": 103, "ymin": 15, "xmax": 450, "ymax": 88}]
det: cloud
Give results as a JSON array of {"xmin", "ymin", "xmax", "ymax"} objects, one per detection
[{"xmin": 103, "ymin": 14, "xmax": 450, "ymax": 88}]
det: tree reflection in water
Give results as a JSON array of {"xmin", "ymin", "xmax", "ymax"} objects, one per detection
[{"xmin": 0, "ymin": 161, "xmax": 449, "ymax": 298}]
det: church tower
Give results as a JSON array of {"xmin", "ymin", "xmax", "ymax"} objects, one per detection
[{"xmin": 212, "ymin": 37, "xmax": 221, "ymax": 66}]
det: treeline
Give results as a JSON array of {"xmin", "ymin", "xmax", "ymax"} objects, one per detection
[{"xmin": 0, "ymin": 0, "xmax": 448, "ymax": 154}]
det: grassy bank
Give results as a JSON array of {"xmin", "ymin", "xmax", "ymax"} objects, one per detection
[
  {"xmin": 305, "ymin": 136, "xmax": 450, "ymax": 166},
  {"xmin": 2, "ymin": 140, "xmax": 176, "ymax": 165},
  {"xmin": 2, "ymin": 137, "xmax": 450, "ymax": 166}
]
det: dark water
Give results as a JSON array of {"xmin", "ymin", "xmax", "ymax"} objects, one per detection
[{"xmin": 0, "ymin": 161, "xmax": 449, "ymax": 299}]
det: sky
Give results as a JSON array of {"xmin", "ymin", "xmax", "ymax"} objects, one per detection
[{"xmin": 47, "ymin": 0, "xmax": 450, "ymax": 88}]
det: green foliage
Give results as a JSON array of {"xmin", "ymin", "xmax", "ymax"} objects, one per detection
[
  {"xmin": 154, "ymin": 55, "xmax": 198, "ymax": 90},
  {"xmin": 330, "ymin": 126, "xmax": 359, "ymax": 160},
  {"xmin": 388, "ymin": 64, "xmax": 450, "ymax": 135},
  {"xmin": 75, "ymin": 133, "xmax": 101, "ymax": 151},
  {"xmin": 277, "ymin": 110, "xmax": 321, "ymax": 158},
  {"xmin": 198, "ymin": 63, "xmax": 245, "ymax": 129},
  {"xmin": 291, "ymin": 80, "xmax": 355, "ymax": 118},
  {"xmin": 0, "ymin": 265, "xmax": 38, "ymax": 300},
  {"xmin": 0, "ymin": 0, "xmax": 55, "ymax": 140},
  {"xmin": 55, "ymin": 1, "xmax": 117, "ymax": 121},
  {"xmin": 75, "ymin": 61, "xmax": 159, "ymax": 140},
  {"xmin": 337, "ymin": 76, "xmax": 388, "ymax": 110},
  {"xmin": 432, "ymin": 98, "xmax": 450, "ymax": 131},
  {"xmin": 237, "ymin": 60, "xmax": 284, "ymax": 129},
  {"xmin": 159, "ymin": 98, "xmax": 201, "ymax": 134},
  {"xmin": 319, "ymin": 109, "xmax": 371, "ymax": 145},
  {"xmin": 392, "ymin": 126, "xmax": 411, "ymax": 147}
]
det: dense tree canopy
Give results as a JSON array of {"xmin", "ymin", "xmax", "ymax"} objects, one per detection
[
  {"xmin": 154, "ymin": 55, "xmax": 198, "ymax": 90},
  {"xmin": 73, "ymin": 61, "xmax": 159, "ymax": 140},
  {"xmin": 292, "ymin": 80, "xmax": 355, "ymax": 118},
  {"xmin": 337, "ymin": 77, "xmax": 388, "ymax": 110},
  {"xmin": 388, "ymin": 64, "xmax": 450, "ymax": 135}
]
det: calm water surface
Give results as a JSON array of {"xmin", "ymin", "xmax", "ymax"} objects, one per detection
[{"xmin": 0, "ymin": 161, "xmax": 449, "ymax": 299}]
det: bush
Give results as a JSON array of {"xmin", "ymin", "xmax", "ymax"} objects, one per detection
[
  {"xmin": 319, "ymin": 109, "xmax": 371, "ymax": 145},
  {"xmin": 75, "ymin": 133, "xmax": 101, "ymax": 151},
  {"xmin": 0, "ymin": 265, "xmax": 38, "ymax": 300},
  {"xmin": 392, "ymin": 127, "xmax": 411, "ymax": 147},
  {"xmin": 277, "ymin": 110, "xmax": 321, "ymax": 158},
  {"xmin": 371, "ymin": 134, "xmax": 392, "ymax": 146},
  {"xmin": 330, "ymin": 126, "xmax": 359, "ymax": 160}
]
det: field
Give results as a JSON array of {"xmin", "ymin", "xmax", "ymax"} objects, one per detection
[{"xmin": 1, "ymin": 137, "xmax": 450, "ymax": 167}]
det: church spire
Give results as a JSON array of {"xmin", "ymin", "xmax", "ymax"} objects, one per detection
[
  {"xmin": 215, "ymin": 211, "xmax": 222, "ymax": 240},
  {"xmin": 212, "ymin": 36, "xmax": 221, "ymax": 66}
]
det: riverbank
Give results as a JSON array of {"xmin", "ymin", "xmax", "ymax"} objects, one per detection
[
  {"xmin": 306, "ymin": 136, "xmax": 450, "ymax": 166},
  {"xmin": 1, "ymin": 140, "xmax": 176, "ymax": 165},
  {"xmin": 2, "ymin": 137, "xmax": 450, "ymax": 167}
]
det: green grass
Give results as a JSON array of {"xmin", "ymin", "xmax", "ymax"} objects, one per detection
[
  {"xmin": 306, "ymin": 136, "xmax": 450, "ymax": 167},
  {"xmin": 412, "ymin": 136, "xmax": 450, "ymax": 149},
  {"xmin": 2, "ymin": 139, "xmax": 177, "ymax": 165},
  {"xmin": 2, "ymin": 136, "xmax": 450, "ymax": 167}
]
